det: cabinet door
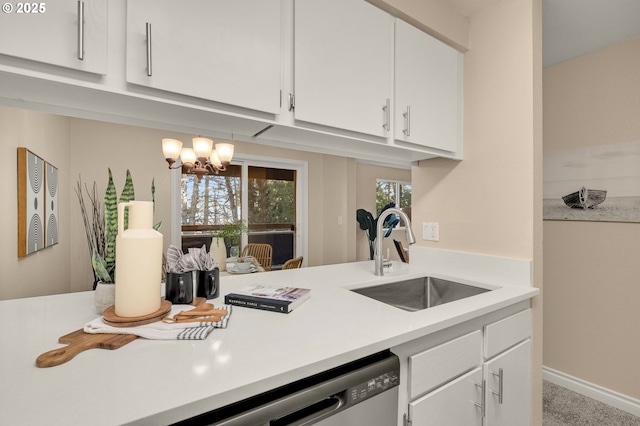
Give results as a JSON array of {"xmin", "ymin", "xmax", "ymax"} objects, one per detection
[
  {"xmin": 409, "ymin": 367, "xmax": 483, "ymax": 426},
  {"xmin": 485, "ymin": 339, "xmax": 532, "ymax": 426},
  {"xmin": 126, "ymin": 0, "xmax": 281, "ymax": 114},
  {"xmin": 394, "ymin": 19, "xmax": 461, "ymax": 152},
  {"xmin": 0, "ymin": 0, "xmax": 107, "ymax": 74},
  {"xmin": 294, "ymin": 0, "xmax": 393, "ymax": 137}
]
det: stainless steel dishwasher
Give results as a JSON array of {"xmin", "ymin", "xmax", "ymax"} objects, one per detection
[{"xmin": 174, "ymin": 350, "xmax": 399, "ymax": 426}]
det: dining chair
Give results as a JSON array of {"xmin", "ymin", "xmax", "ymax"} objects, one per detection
[
  {"xmin": 282, "ymin": 256, "xmax": 303, "ymax": 270},
  {"xmin": 393, "ymin": 239, "xmax": 409, "ymax": 263},
  {"xmin": 241, "ymin": 243, "xmax": 273, "ymax": 271}
]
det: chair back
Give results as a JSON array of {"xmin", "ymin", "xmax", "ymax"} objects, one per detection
[
  {"xmin": 282, "ymin": 256, "xmax": 303, "ymax": 270},
  {"xmin": 241, "ymin": 243, "xmax": 273, "ymax": 271},
  {"xmin": 393, "ymin": 239, "xmax": 409, "ymax": 263}
]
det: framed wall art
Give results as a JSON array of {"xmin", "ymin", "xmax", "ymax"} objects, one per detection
[
  {"xmin": 543, "ymin": 141, "xmax": 640, "ymax": 223},
  {"xmin": 45, "ymin": 161, "xmax": 59, "ymax": 247},
  {"xmin": 17, "ymin": 148, "xmax": 58, "ymax": 257}
]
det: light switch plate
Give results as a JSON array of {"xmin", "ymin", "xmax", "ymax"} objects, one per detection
[{"xmin": 423, "ymin": 222, "xmax": 439, "ymax": 241}]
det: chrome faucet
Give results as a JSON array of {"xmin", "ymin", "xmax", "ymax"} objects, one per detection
[{"xmin": 374, "ymin": 207, "xmax": 416, "ymax": 276}]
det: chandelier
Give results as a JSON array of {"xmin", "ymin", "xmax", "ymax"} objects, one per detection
[{"xmin": 162, "ymin": 137, "xmax": 234, "ymax": 180}]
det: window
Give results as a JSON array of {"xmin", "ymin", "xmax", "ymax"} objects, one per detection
[
  {"xmin": 181, "ymin": 165, "xmax": 242, "ymax": 227},
  {"xmin": 376, "ymin": 179, "xmax": 411, "ymax": 225},
  {"xmin": 246, "ymin": 166, "xmax": 296, "ymax": 267},
  {"xmin": 178, "ymin": 159, "xmax": 304, "ymax": 269}
]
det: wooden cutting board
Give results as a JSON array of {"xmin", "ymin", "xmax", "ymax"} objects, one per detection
[
  {"xmin": 35, "ymin": 329, "xmax": 138, "ymax": 368},
  {"xmin": 35, "ymin": 298, "xmax": 207, "ymax": 368}
]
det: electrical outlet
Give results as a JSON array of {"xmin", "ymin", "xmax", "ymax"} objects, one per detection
[{"xmin": 422, "ymin": 222, "xmax": 439, "ymax": 241}]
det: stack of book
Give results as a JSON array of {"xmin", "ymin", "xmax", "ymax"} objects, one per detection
[{"xmin": 224, "ymin": 284, "xmax": 311, "ymax": 314}]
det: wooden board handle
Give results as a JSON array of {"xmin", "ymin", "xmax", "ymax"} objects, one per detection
[{"xmin": 36, "ymin": 331, "xmax": 137, "ymax": 368}]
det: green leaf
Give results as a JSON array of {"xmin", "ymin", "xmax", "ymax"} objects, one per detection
[
  {"xmin": 119, "ymin": 169, "xmax": 135, "ymax": 229},
  {"xmin": 92, "ymin": 250, "xmax": 113, "ymax": 283},
  {"xmin": 103, "ymin": 169, "xmax": 118, "ymax": 281},
  {"xmin": 151, "ymin": 177, "xmax": 156, "ymax": 213},
  {"xmin": 356, "ymin": 209, "xmax": 377, "ymax": 242},
  {"xmin": 383, "ymin": 216, "xmax": 400, "ymax": 237},
  {"xmin": 357, "ymin": 203, "xmax": 399, "ymax": 243}
]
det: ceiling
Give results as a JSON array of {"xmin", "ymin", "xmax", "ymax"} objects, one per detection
[
  {"xmin": 447, "ymin": 0, "xmax": 640, "ymax": 68},
  {"xmin": 542, "ymin": 0, "xmax": 640, "ymax": 67}
]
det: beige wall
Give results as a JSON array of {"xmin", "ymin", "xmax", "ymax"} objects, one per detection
[
  {"xmin": 68, "ymin": 119, "xmax": 171, "ymax": 292},
  {"xmin": 367, "ymin": 0, "xmax": 470, "ymax": 50},
  {"xmin": 406, "ymin": 0, "xmax": 543, "ymax": 422},
  {"xmin": 321, "ymin": 156, "xmax": 358, "ymax": 265},
  {"xmin": 543, "ymin": 35, "xmax": 640, "ymax": 399},
  {"xmin": 69, "ymin": 119, "xmax": 363, "ymax": 283},
  {"xmin": 1, "ymin": 110, "xmax": 368, "ymax": 299},
  {"xmin": 0, "ymin": 107, "xmax": 72, "ymax": 299},
  {"xmin": 355, "ymin": 163, "xmax": 412, "ymax": 261}
]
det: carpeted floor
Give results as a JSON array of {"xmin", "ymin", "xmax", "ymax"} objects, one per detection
[{"xmin": 543, "ymin": 381, "xmax": 640, "ymax": 426}]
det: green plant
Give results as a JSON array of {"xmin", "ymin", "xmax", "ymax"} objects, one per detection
[
  {"xmin": 216, "ymin": 220, "xmax": 248, "ymax": 251},
  {"xmin": 76, "ymin": 169, "xmax": 160, "ymax": 287},
  {"xmin": 356, "ymin": 202, "xmax": 400, "ymax": 260}
]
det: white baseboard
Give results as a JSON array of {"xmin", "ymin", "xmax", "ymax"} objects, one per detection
[{"xmin": 543, "ymin": 366, "xmax": 640, "ymax": 418}]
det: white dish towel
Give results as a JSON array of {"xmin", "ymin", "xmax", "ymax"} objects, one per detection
[{"xmin": 84, "ymin": 304, "xmax": 232, "ymax": 340}]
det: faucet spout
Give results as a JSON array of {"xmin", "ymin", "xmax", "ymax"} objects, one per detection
[{"xmin": 374, "ymin": 207, "xmax": 416, "ymax": 276}]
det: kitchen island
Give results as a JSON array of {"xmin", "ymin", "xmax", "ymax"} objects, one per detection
[{"xmin": 0, "ymin": 249, "xmax": 538, "ymax": 425}]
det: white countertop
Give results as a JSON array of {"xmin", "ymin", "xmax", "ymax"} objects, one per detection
[{"xmin": 0, "ymin": 256, "xmax": 538, "ymax": 425}]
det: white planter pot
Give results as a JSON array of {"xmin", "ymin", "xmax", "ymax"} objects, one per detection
[{"xmin": 94, "ymin": 282, "xmax": 115, "ymax": 314}]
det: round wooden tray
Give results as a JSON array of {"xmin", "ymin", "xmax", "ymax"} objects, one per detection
[{"xmin": 103, "ymin": 300, "xmax": 172, "ymax": 327}]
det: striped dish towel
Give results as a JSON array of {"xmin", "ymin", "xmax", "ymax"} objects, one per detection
[{"xmin": 84, "ymin": 304, "xmax": 232, "ymax": 340}]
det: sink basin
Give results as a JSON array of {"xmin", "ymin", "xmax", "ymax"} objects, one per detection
[{"xmin": 352, "ymin": 276, "xmax": 492, "ymax": 312}]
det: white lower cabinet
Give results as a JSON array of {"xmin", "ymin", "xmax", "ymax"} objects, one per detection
[
  {"xmin": 396, "ymin": 308, "xmax": 532, "ymax": 426},
  {"xmin": 409, "ymin": 367, "xmax": 483, "ymax": 426},
  {"xmin": 484, "ymin": 339, "xmax": 532, "ymax": 426}
]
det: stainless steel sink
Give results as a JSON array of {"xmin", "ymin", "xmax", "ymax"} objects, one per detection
[{"xmin": 352, "ymin": 277, "xmax": 492, "ymax": 312}]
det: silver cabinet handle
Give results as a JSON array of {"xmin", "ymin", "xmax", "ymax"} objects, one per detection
[
  {"xmin": 491, "ymin": 368, "xmax": 504, "ymax": 404},
  {"xmin": 146, "ymin": 22, "xmax": 152, "ymax": 76},
  {"xmin": 402, "ymin": 105, "xmax": 411, "ymax": 136},
  {"xmin": 77, "ymin": 1, "xmax": 84, "ymax": 61},
  {"xmin": 474, "ymin": 379, "xmax": 486, "ymax": 418},
  {"xmin": 382, "ymin": 98, "xmax": 390, "ymax": 131},
  {"xmin": 288, "ymin": 93, "xmax": 295, "ymax": 112}
]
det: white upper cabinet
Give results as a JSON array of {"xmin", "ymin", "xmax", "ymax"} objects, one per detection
[
  {"xmin": 294, "ymin": 0, "xmax": 393, "ymax": 137},
  {"xmin": 0, "ymin": 0, "xmax": 107, "ymax": 74},
  {"xmin": 394, "ymin": 19, "xmax": 462, "ymax": 153},
  {"xmin": 126, "ymin": 0, "xmax": 281, "ymax": 115}
]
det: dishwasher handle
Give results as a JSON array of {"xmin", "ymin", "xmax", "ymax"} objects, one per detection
[{"xmin": 271, "ymin": 393, "xmax": 345, "ymax": 426}]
